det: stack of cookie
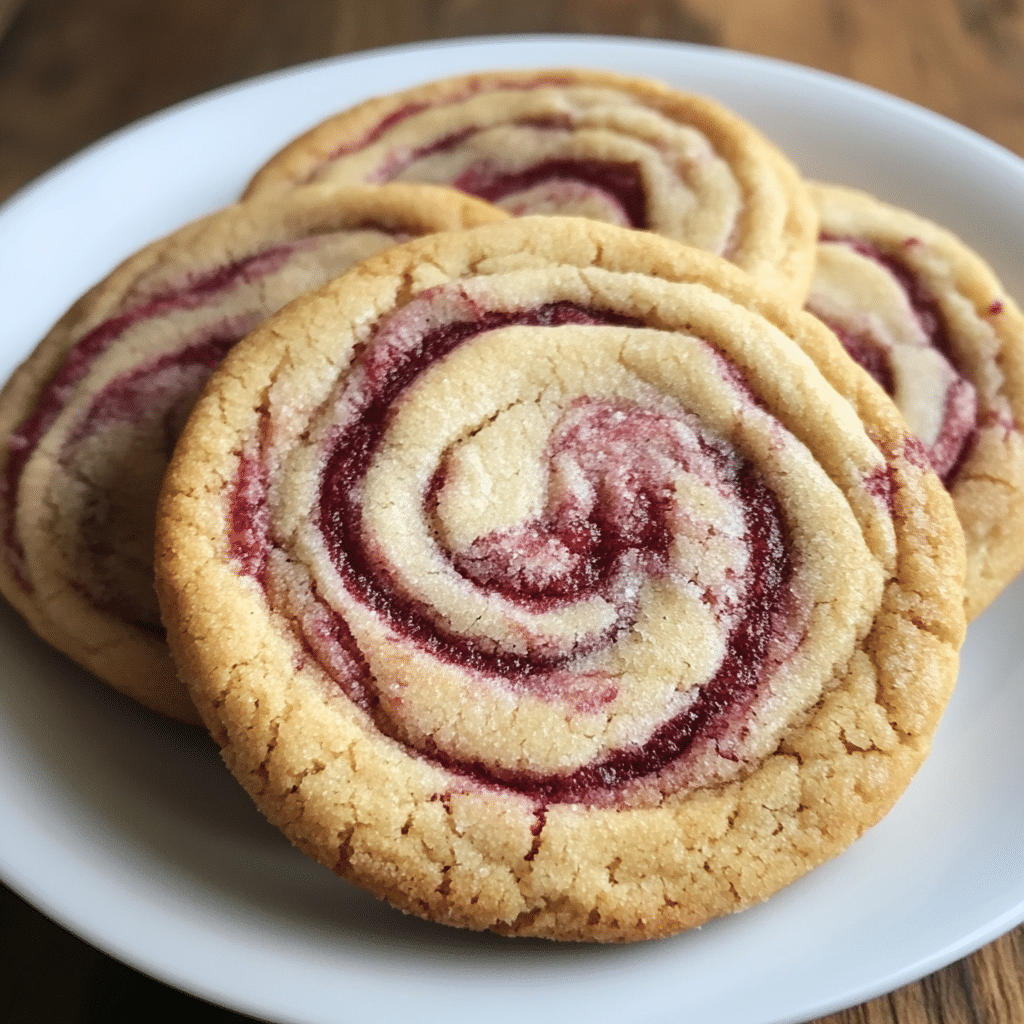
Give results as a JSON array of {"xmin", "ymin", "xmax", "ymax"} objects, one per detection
[{"xmin": 3, "ymin": 68, "xmax": 1020, "ymax": 943}]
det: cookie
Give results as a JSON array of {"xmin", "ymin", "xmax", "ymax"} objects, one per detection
[
  {"xmin": 806, "ymin": 182, "xmax": 1024, "ymax": 619},
  {"xmin": 156, "ymin": 217, "xmax": 965, "ymax": 941},
  {"xmin": 0, "ymin": 183, "xmax": 506, "ymax": 724},
  {"xmin": 244, "ymin": 68, "xmax": 818, "ymax": 303}
]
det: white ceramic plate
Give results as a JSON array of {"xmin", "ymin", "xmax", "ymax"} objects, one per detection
[{"xmin": 1, "ymin": 35, "xmax": 1022, "ymax": 1024}]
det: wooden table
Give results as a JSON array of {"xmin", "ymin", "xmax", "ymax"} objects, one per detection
[{"xmin": 0, "ymin": 2, "xmax": 1021, "ymax": 1021}]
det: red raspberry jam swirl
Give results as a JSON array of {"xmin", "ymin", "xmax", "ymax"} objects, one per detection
[
  {"xmin": 810, "ymin": 236, "xmax": 978, "ymax": 484},
  {"xmin": 453, "ymin": 158, "xmax": 647, "ymax": 227},
  {"xmin": 0, "ymin": 244, "xmax": 305, "ymax": 590},
  {"xmin": 230, "ymin": 296, "xmax": 804, "ymax": 807},
  {"xmin": 372, "ymin": 125, "xmax": 648, "ymax": 228},
  {"xmin": 1, "ymin": 227, "xmax": 401, "ymax": 599},
  {"xmin": 61, "ymin": 321, "xmax": 258, "ymax": 627},
  {"xmin": 317, "ymin": 78, "xmax": 701, "ymax": 230},
  {"xmin": 319, "ymin": 75, "xmax": 578, "ymax": 165}
]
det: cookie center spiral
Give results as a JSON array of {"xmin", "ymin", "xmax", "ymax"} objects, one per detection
[{"xmin": 233, "ymin": 268, "xmax": 890, "ymax": 808}]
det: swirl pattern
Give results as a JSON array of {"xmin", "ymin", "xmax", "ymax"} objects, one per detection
[
  {"xmin": 244, "ymin": 68, "xmax": 817, "ymax": 303},
  {"xmin": 806, "ymin": 182, "xmax": 1024, "ymax": 618},
  {"xmin": 808, "ymin": 233, "xmax": 977, "ymax": 483},
  {"xmin": 157, "ymin": 219, "xmax": 965, "ymax": 939},
  {"xmin": 0, "ymin": 183, "xmax": 504, "ymax": 721}
]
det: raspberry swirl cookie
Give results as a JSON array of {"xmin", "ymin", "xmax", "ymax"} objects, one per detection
[
  {"xmin": 244, "ymin": 68, "xmax": 817, "ymax": 303},
  {"xmin": 806, "ymin": 183, "xmax": 1024, "ymax": 619},
  {"xmin": 0, "ymin": 183, "xmax": 505, "ymax": 724},
  {"xmin": 156, "ymin": 217, "xmax": 964, "ymax": 941}
]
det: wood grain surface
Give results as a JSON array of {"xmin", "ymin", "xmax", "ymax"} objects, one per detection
[{"xmin": 0, "ymin": 2, "xmax": 1022, "ymax": 1022}]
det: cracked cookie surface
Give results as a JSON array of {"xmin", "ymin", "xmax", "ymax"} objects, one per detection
[
  {"xmin": 156, "ymin": 217, "xmax": 965, "ymax": 941},
  {"xmin": 244, "ymin": 67, "xmax": 817, "ymax": 304},
  {"xmin": 0, "ymin": 182, "xmax": 505, "ymax": 723},
  {"xmin": 806, "ymin": 182, "xmax": 1024, "ymax": 619}
]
